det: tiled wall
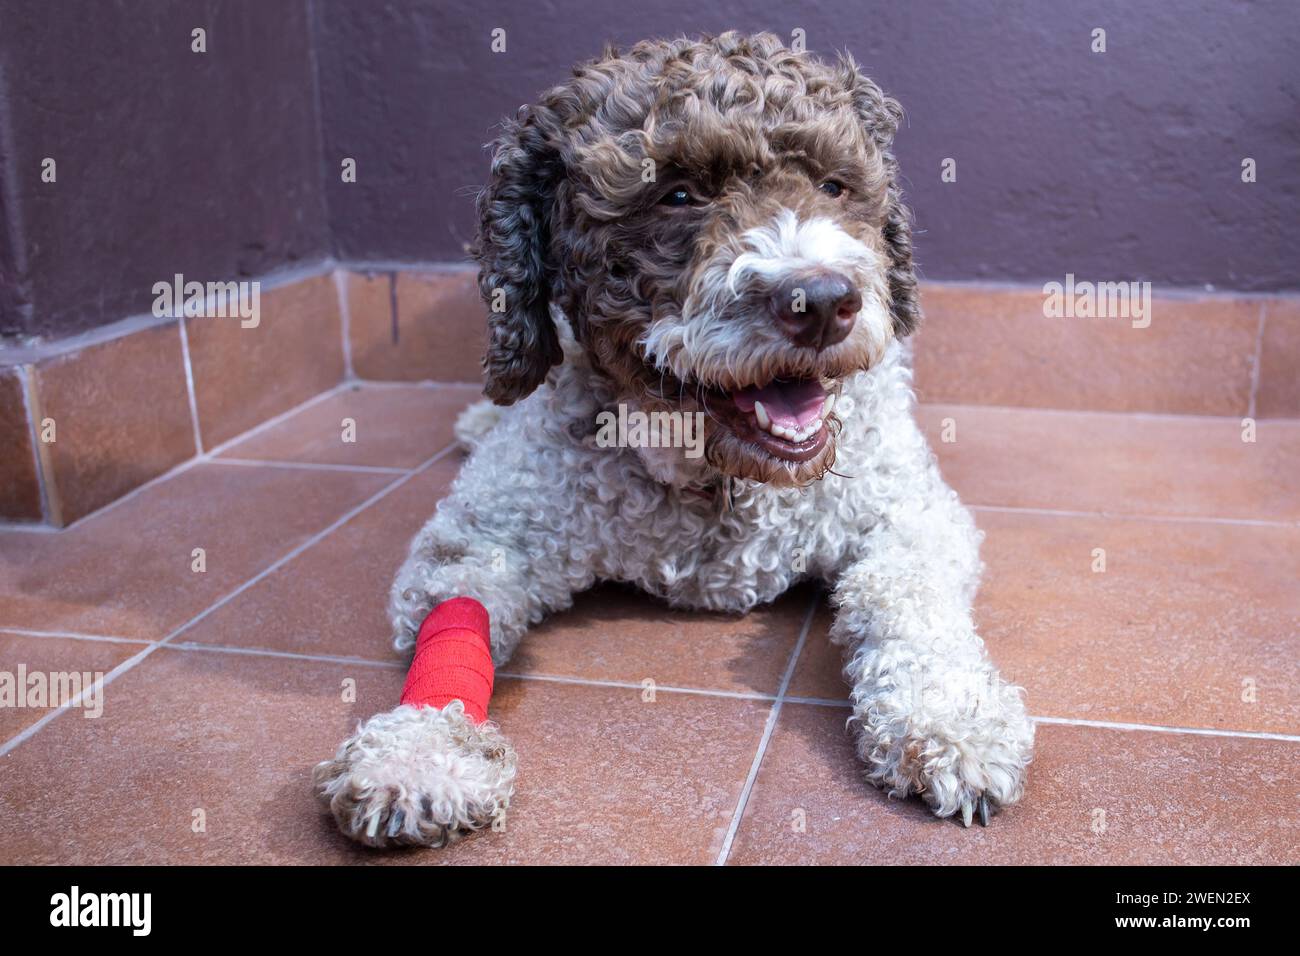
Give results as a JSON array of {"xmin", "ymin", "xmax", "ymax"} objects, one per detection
[{"xmin": 2, "ymin": 265, "xmax": 1296, "ymax": 528}]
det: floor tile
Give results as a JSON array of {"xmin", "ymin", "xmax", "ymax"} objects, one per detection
[
  {"xmin": 0, "ymin": 632, "xmax": 146, "ymax": 741},
  {"xmin": 788, "ymin": 511, "xmax": 1300, "ymax": 735},
  {"xmin": 32, "ymin": 322, "xmax": 195, "ymax": 524},
  {"xmin": 913, "ymin": 285, "xmax": 1259, "ymax": 415},
  {"xmin": 975, "ymin": 510, "xmax": 1300, "ymax": 734},
  {"xmin": 217, "ymin": 383, "xmax": 480, "ymax": 467},
  {"xmin": 186, "ymin": 274, "xmax": 345, "ymax": 448},
  {"xmin": 0, "ymin": 463, "xmax": 391, "ymax": 640},
  {"xmin": 0, "ymin": 647, "xmax": 770, "ymax": 864},
  {"xmin": 510, "ymin": 583, "xmax": 813, "ymax": 695},
  {"xmin": 726, "ymin": 705, "xmax": 1299, "ymax": 865},
  {"xmin": 918, "ymin": 404, "xmax": 1300, "ymax": 521},
  {"xmin": 180, "ymin": 458, "xmax": 460, "ymax": 658}
]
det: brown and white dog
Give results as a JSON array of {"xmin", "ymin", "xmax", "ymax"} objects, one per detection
[{"xmin": 314, "ymin": 32, "xmax": 1035, "ymax": 848}]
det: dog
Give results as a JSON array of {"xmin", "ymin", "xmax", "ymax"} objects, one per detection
[{"xmin": 314, "ymin": 31, "xmax": 1035, "ymax": 847}]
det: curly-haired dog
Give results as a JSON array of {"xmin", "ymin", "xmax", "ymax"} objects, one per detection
[{"xmin": 314, "ymin": 31, "xmax": 1035, "ymax": 847}]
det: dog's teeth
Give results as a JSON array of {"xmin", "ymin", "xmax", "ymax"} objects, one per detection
[
  {"xmin": 822, "ymin": 393, "xmax": 836, "ymax": 419},
  {"xmin": 773, "ymin": 424, "xmax": 790, "ymax": 439},
  {"xmin": 754, "ymin": 401, "xmax": 771, "ymax": 430}
]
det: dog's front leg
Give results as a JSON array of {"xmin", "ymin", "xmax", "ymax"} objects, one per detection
[
  {"xmin": 315, "ymin": 475, "xmax": 590, "ymax": 848},
  {"xmin": 828, "ymin": 494, "xmax": 1035, "ymax": 826}
]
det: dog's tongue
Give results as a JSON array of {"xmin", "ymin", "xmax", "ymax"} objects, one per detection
[{"xmin": 731, "ymin": 379, "xmax": 827, "ymax": 429}]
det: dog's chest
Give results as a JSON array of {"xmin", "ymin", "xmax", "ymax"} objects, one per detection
[{"xmin": 593, "ymin": 481, "xmax": 824, "ymax": 612}]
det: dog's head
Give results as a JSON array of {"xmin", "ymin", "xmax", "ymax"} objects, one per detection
[{"xmin": 473, "ymin": 31, "xmax": 918, "ymax": 486}]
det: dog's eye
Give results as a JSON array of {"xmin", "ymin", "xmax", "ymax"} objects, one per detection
[
  {"xmin": 659, "ymin": 187, "xmax": 695, "ymax": 207},
  {"xmin": 818, "ymin": 180, "xmax": 845, "ymax": 198}
]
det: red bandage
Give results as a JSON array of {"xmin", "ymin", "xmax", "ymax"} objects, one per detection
[{"xmin": 399, "ymin": 597, "xmax": 494, "ymax": 724}]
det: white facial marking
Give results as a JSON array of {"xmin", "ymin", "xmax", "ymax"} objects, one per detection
[
  {"xmin": 725, "ymin": 209, "xmax": 880, "ymax": 294},
  {"xmin": 639, "ymin": 208, "xmax": 894, "ymax": 388}
]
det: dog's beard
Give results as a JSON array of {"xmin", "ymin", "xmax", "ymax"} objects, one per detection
[{"xmin": 703, "ymin": 407, "xmax": 844, "ymax": 487}]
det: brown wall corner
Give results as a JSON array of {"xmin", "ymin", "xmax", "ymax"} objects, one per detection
[
  {"xmin": 346, "ymin": 268, "xmax": 485, "ymax": 384},
  {"xmin": 0, "ymin": 367, "xmax": 45, "ymax": 522}
]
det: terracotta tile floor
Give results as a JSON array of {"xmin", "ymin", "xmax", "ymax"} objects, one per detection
[{"xmin": 1, "ymin": 382, "xmax": 1297, "ymax": 864}]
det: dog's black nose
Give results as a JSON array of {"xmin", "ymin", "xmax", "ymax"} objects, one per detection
[{"xmin": 770, "ymin": 271, "xmax": 861, "ymax": 350}]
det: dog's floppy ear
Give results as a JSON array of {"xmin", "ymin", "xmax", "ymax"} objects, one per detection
[
  {"xmin": 840, "ymin": 58, "xmax": 920, "ymax": 337},
  {"xmin": 473, "ymin": 107, "xmax": 564, "ymax": 405}
]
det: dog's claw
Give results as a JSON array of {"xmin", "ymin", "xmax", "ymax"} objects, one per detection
[
  {"xmin": 958, "ymin": 793, "xmax": 992, "ymax": 829},
  {"xmin": 386, "ymin": 809, "xmax": 405, "ymax": 838}
]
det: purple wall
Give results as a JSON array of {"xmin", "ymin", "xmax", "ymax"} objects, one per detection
[
  {"xmin": 3, "ymin": 0, "xmax": 1297, "ymax": 341},
  {"xmin": 0, "ymin": 1, "xmax": 329, "ymax": 339},
  {"xmin": 318, "ymin": 0, "xmax": 1300, "ymax": 290}
]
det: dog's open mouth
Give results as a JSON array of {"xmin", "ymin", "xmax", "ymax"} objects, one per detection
[{"xmin": 709, "ymin": 377, "xmax": 835, "ymax": 462}]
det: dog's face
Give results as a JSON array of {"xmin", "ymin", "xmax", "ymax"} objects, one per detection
[{"xmin": 474, "ymin": 32, "xmax": 918, "ymax": 486}]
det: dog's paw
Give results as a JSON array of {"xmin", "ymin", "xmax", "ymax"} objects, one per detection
[
  {"xmin": 852, "ymin": 670, "xmax": 1035, "ymax": 827},
  {"xmin": 313, "ymin": 701, "xmax": 516, "ymax": 848}
]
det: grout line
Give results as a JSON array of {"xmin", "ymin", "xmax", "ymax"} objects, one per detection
[
  {"xmin": 922, "ymin": 276, "xmax": 1300, "ymax": 303},
  {"xmin": 1246, "ymin": 300, "xmax": 1267, "ymax": 420},
  {"xmin": 212, "ymin": 457, "xmax": 410, "ymax": 476},
  {"xmin": 968, "ymin": 503, "xmax": 1298, "ymax": 529},
  {"xmin": 15, "ymin": 364, "xmax": 56, "ymax": 526},
  {"xmin": 715, "ymin": 593, "xmax": 820, "ymax": 866},
  {"xmin": 1030, "ymin": 715, "xmax": 1300, "ymax": 743},
  {"xmin": 777, "ymin": 698, "xmax": 1300, "ymax": 743},
  {"xmin": 0, "ymin": 627, "xmax": 151, "ymax": 646},
  {"xmin": 920, "ymin": 400, "xmax": 1300, "ymax": 427},
  {"xmin": 176, "ymin": 316, "xmax": 205, "ymax": 454},
  {"xmin": 333, "ymin": 268, "xmax": 356, "ymax": 380},
  {"xmin": 784, "ymin": 695, "xmax": 852, "ymax": 708},
  {"xmin": 0, "ymin": 642, "xmax": 158, "ymax": 758},
  {"xmin": 341, "ymin": 259, "xmax": 476, "ymax": 276},
  {"xmin": 156, "ymin": 642, "xmax": 779, "ymax": 698},
  {"xmin": 167, "ymin": 641, "xmax": 406, "ymax": 670},
  {"xmin": 495, "ymin": 669, "xmax": 778, "ymax": 702},
  {"xmin": 343, "ymin": 378, "xmax": 484, "ymax": 391},
  {"xmin": 0, "ymin": 441, "xmax": 460, "ymax": 759},
  {"xmin": 202, "ymin": 382, "xmax": 350, "ymax": 459},
  {"xmin": 0, "ymin": 520, "xmax": 60, "ymax": 534}
]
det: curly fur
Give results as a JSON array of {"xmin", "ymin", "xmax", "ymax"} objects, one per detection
[
  {"xmin": 317, "ymin": 32, "xmax": 1033, "ymax": 849},
  {"xmin": 313, "ymin": 702, "xmax": 516, "ymax": 849},
  {"xmin": 452, "ymin": 398, "xmax": 503, "ymax": 451}
]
